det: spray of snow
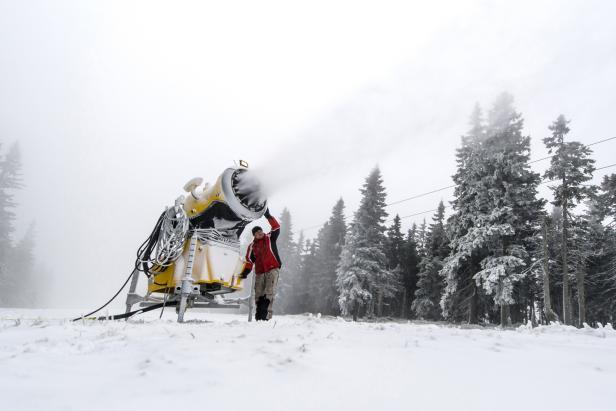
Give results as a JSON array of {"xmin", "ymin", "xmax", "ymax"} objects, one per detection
[
  {"xmin": 233, "ymin": 169, "xmax": 268, "ymax": 209},
  {"xmin": 246, "ymin": 100, "xmax": 405, "ymax": 200}
]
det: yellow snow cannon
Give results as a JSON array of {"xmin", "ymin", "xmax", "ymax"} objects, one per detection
[{"xmin": 124, "ymin": 162, "xmax": 267, "ymax": 322}]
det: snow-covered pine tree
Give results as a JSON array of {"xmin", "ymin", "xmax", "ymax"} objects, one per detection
[
  {"xmin": 0, "ymin": 142, "xmax": 23, "ymax": 306},
  {"xmin": 8, "ymin": 223, "xmax": 35, "ymax": 307},
  {"xmin": 545, "ymin": 207, "xmax": 567, "ymax": 318},
  {"xmin": 568, "ymin": 208, "xmax": 599, "ymax": 326},
  {"xmin": 543, "ymin": 115, "xmax": 595, "ymax": 326},
  {"xmin": 441, "ymin": 103, "xmax": 488, "ymax": 323},
  {"xmin": 598, "ymin": 174, "xmax": 616, "ymax": 219},
  {"xmin": 385, "ymin": 215, "xmax": 404, "ymax": 270},
  {"xmin": 539, "ymin": 214, "xmax": 559, "ymax": 323},
  {"xmin": 398, "ymin": 226, "xmax": 420, "ymax": 318},
  {"xmin": 584, "ymin": 180, "xmax": 616, "ymax": 323},
  {"xmin": 289, "ymin": 231, "xmax": 305, "ymax": 312},
  {"xmin": 476, "ymin": 94, "xmax": 544, "ymax": 326},
  {"xmin": 383, "ymin": 215, "xmax": 405, "ymax": 317},
  {"xmin": 442, "ymin": 95, "xmax": 544, "ymax": 326},
  {"xmin": 336, "ymin": 167, "xmax": 393, "ymax": 321},
  {"xmin": 306, "ymin": 225, "xmax": 328, "ymax": 313},
  {"xmin": 273, "ymin": 208, "xmax": 299, "ymax": 314},
  {"xmin": 311, "ymin": 198, "xmax": 346, "ymax": 316},
  {"xmin": 412, "ymin": 201, "xmax": 448, "ymax": 320},
  {"xmin": 296, "ymin": 238, "xmax": 319, "ymax": 313},
  {"xmin": 416, "ymin": 219, "xmax": 427, "ymax": 258}
]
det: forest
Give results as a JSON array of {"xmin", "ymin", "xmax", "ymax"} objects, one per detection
[
  {"xmin": 274, "ymin": 93, "xmax": 616, "ymax": 327},
  {"xmin": 1, "ymin": 93, "xmax": 615, "ymax": 328},
  {"xmin": 0, "ymin": 141, "xmax": 35, "ymax": 307}
]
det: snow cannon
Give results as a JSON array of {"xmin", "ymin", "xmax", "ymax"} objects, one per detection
[
  {"xmin": 124, "ymin": 161, "xmax": 267, "ymax": 322},
  {"xmin": 182, "ymin": 164, "xmax": 267, "ymax": 236}
]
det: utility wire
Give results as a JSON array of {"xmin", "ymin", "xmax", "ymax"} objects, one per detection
[
  {"xmin": 595, "ymin": 162, "xmax": 616, "ymax": 172},
  {"xmin": 528, "ymin": 136, "xmax": 616, "ymax": 164},
  {"xmin": 339, "ymin": 162, "xmax": 616, "ymax": 227},
  {"xmin": 387, "ymin": 136, "xmax": 616, "ymax": 205},
  {"xmin": 300, "ymin": 135, "xmax": 616, "ymax": 232},
  {"xmin": 395, "ymin": 207, "xmax": 444, "ymax": 222},
  {"xmin": 387, "ymin": 185, "xmax": 456, "ymax": 207},
  {"xmin": 588, "ymin": 136, "xmax": 616, "ymax": 147},
  {"xmin": 391, "ymin": 162, "xmax": 616, "ymax": 223}
]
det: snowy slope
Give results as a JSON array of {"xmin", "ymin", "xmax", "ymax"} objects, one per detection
[{"xmin": 1, "ymin": 309, "xmax": 615, "ymax": 411}]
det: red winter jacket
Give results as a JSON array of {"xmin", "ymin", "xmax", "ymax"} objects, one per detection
[{"xmin": 242, "ymin": 215, "xmax": 282, "ymax": 275}]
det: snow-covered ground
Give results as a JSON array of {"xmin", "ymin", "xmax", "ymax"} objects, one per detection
[{"xmin": 1, "ymin": 309, "xmax": 615, "ymax": 411}]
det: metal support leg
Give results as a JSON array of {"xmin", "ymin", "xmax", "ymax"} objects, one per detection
[
  {"xmin": 177, "ymin": 233, "xmax": 198, "ymax": 323},
  {"xmin": 124, "ymin": 268, "xmax": 141, "ymax": 315},
  {"xmin": 248, "ymin": 272, "xmax": 255, "ymax": 322}
]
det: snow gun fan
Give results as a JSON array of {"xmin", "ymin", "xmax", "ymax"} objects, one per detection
[
  {"xmin": 123, "ymin": 161, "xmax": 267, "ymax": 322},
  {"xmin": 184, "ymin": 166, "xmax": 267, "ymax": 235}
]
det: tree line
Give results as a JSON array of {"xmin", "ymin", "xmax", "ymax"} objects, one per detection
[
  {"xmin": 274, "ymin": 93, "xmax": 616, "ymax": 327},
  {"xmin": 0, "ymin": 141, "xmax": 36, "ymax": 307}
]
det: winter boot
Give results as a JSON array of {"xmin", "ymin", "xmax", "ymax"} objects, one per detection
[{"xmin": 256, "ymin": 296, "xmax": 268, "ymax": 321}]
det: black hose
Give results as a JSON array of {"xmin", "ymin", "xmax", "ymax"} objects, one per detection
[
  {"xmin": 71, "ymin": 210, "xmax": 174, "ymax": 323},
  {"xmin": 135, "ymin": 211, "xmax": 166, "ymax": 277},
  {"xmin": 94, "ymin": 301, "xmax": 177, "ymax": 321},
  {"xmin": 71, "ymin": 270, "xmax": 136, "ymax": 322}
]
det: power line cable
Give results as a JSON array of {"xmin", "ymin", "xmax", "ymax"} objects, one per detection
[
  {"xmin": 300, "ymin": 136, "xmax": 616, "ymax": 231},
  {"xmin": 595, "ymin": 162, "xmax": 616, "ymax": 172},
  {"xmin": 528, "ymin": 136, "xmax": 616, "ymax": 164},
  {"xmin": 390, "ymin": 162, "xmax": 616, "ymax": 223},
  {"xmin": 387, "ymin": 136, "xmax": 616, "ymax": 205},
  {"xmin": 386, "ymin": 185, "xmax": 456, "ymax": 207},
  {"xmin": 304, "ymin": 161, "xmax": 616, "ymax": 230},
  {"xmin": 395, "ymin": 207, "xmax": 444, "ymax": 222}
]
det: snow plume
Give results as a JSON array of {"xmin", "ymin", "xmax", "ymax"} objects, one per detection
[
  {"xmin": 247, "ymin": 97, "xmax": 412, "ymax": 199},
  {"xmin": 233, "ymin": 169, "xmax": 267, "ymax": 209}
]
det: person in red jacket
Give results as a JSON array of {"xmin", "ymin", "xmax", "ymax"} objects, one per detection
[{"xmin": 239, "ymin": 208, "xmax": 281, "ymax": 321}]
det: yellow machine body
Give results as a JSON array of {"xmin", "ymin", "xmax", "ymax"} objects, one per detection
[
  {"xmin": 146, "ymin": 166, "xmax": 265, "ymax": 298},
  {"xmin": 182, "ymin": 167, "xmax": 266, "ymax": 233},
  {"xmin": 148, "ymin": 238, "xmax": 246, "ymax": 295},
  {"xmin": 123, "ymin": 164, "xmax": 266, "ymax": 321},
  {"xmin": 183, "ymin": 174, "xmax": 226, "ymax": 220}
]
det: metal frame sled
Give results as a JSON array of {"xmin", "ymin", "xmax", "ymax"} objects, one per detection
[
  {"xmin": 125, "ymin": 229, "xmax": 250, "ymax": 322},
  {"xmin": 123, "ymin": 164, "xmax": 266, "ymax": 322}
]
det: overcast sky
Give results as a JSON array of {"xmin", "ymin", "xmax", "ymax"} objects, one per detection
[{"xmin": 1, "ymin": 0, "xmax": 615, "ymax": 307}]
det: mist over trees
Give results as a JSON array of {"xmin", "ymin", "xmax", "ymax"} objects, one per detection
[
  {"xmin": 275, "ymin": 93, "xmax": 616, "ymax": 327},
  {"xmin": 2, "ymin": 91, "xmax": 615, "ymax": 325},
  {"xmin": 0, "ymin": 142, "xmax": 37, "ymax": 307}
]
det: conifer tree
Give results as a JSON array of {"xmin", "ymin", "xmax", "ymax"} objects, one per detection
[
  {"xmin": 442, "ymin": 95, "xmax": 544, "ymax": 326},
  {"xmin": 543, "ymin": 115, "xmax": 595, "ymax": 325},
  {"xmin": 413, "ymin": 201, "xmax": 448, "ymax": 320},
  {"xmin": 416, "ymin": 219, "xmax": 428, "ymax": 257},
  {"xmin": 0, "ymin": 143, "xmax": 23, "ymax": 305},
  {"xmin": 312, "ymin": 199, "xmax": 346, "ymax": 315},
  {"xmin": 274, "ymin": 208, "xmax": 299, "ymax": 314},
  {"xmin": 539, "ymin": 215, "xmax": 559, "ymax": 323},
  {"xmin": 385, "ymin": 215, "xmax": 405, "ymax": 270},
  {"xmin": 336, "ymin": 167, "xmax": 393, "ymax": 320},
  {"xmin": 583, "ymin": 183, "xmax": 616, "ymax": 323},
  {"xmin": 296, "ymin": 239, "xmax": 319, "ymax": 313},
  {"xmin": 384, "ymin": 215, "xmax": 405, "ymax": 316},
  {"xmin": 398, "ymin": 225, "xmax": 420, "ymax": 318},
  {"xmin": 598, "ymin": 174, "xmax": 616, "ymax": 220},
  {"xmin": 8, "ymin": 223, "xmax": 36, "ymax": 306},
  {"xmin": 441, "ymin": 103, "xmax": 488, "ymax": 323}
]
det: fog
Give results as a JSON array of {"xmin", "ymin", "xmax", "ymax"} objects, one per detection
[{"xmin": 1, "ymin": 0, "xmax": 615, "ymax": 307}]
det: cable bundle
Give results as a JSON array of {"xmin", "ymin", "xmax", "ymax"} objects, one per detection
[{"xmin": 136, "ymin": 205, "xmax": 189, "ymax": 277}]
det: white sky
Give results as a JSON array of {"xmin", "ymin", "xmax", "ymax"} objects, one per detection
[{"xmin": 1, "ymin": 0, "xmax": 615, "ymax": 307}]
